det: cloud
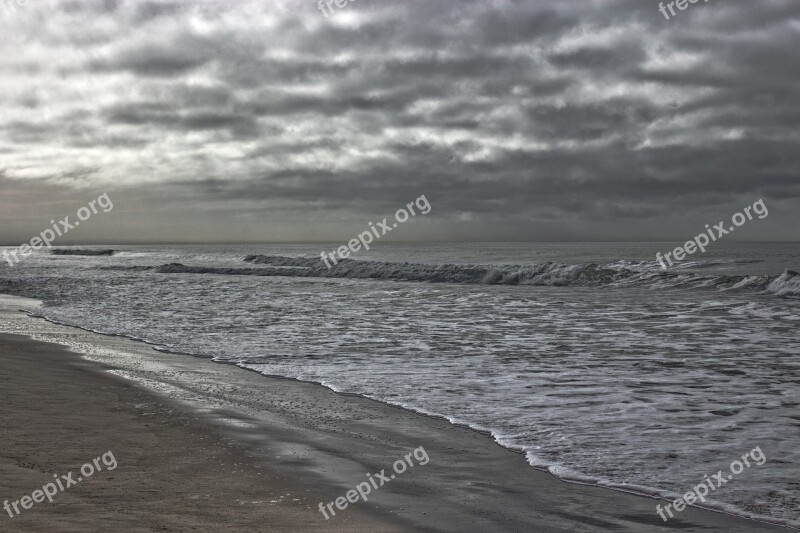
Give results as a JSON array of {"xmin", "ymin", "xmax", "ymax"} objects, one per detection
[{"xmin": 0, "ymin": 0, "xmax": 798, "ymax": 243}]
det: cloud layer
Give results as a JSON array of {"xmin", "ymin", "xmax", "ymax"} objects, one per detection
[{"xmin": 1, "ymin": 0, "xmax": 798, "ymax": 243}]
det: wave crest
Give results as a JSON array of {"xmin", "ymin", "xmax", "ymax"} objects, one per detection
[
  {"xmin": 51, "ymin": 249, "xmax": 114, "ymax": 256},
  {"xmin": 136, "ymin": 255, "xmax": 800, "ymax": 297}
]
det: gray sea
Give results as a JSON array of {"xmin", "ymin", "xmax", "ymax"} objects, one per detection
[{"xmin": 1, "ymin": 242, "xmax": 798, "ymax": 527}]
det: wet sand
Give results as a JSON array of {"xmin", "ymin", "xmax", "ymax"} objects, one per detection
[
  {"xmin": 0, "ymin": 333, "xmax": 404, "ymax": 532},
  {"xmin": 0, "ymin": 295, "xmax": 791, "ymax": 532}
]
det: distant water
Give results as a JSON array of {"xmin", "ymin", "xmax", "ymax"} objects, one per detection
[{"xmin": 1, "ymin": 242, "xmax": 798, "ymax": 527}]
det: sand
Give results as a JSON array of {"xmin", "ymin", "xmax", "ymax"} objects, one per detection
[
  {"xmin": 0, "ymin": 295, "xmax": 790, "ymax": 532},
  {"xmin": 0, "ymin": 333, "xmax": 403, "ymax": 532}
]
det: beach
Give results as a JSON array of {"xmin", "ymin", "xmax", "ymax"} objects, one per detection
[
  {"xmin": 0, "ymin": 295, "xmax": 790, "ymax": 532},
  {"xmin": 3, "ymin": 0, "xmax": 798, "ymax": 529},
  {"xmin": 0, "ymin": 330, "xmax": 401, "ymax": 532}
]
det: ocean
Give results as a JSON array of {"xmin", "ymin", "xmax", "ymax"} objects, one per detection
[{"xmin": 1, "ymin": 242, "xmax": 798, "ymax": 527}]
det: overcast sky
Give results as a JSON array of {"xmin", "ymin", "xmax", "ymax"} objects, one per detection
[{"xmin": 0, "ymin": 0, "xmax": 798, "ymax": 244}]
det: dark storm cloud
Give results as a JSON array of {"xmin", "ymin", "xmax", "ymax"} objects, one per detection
[
  {"xmin": 106, "ymin": 102, "xmax": 258, "ymax": 136},
  {"xmin": 0, "ymin": 0, "xmax": 798, "ymax": 244},
  {"xmin": 548, "ymin": 42, "xmax": 648, "ymax": 70},
  {"xmin": 89, "ymin": 38, "xmax": 211, "ymax": 76}
]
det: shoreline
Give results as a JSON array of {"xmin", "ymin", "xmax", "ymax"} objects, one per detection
[
  {"xmin": 0, "ymin": 294, "xmax": 793, "ymax": 532},
  {"xmin": 0, "ymin": 332, "xmax": 401, "ymax": 532},
  {"xmin": 24, "ymin": 302, "xmax": 798, "ymax": 530}
]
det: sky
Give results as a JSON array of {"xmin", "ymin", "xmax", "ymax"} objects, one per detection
[{"xmin": 0, "ymin": 0, "xmax": 798, "ymax": 244}]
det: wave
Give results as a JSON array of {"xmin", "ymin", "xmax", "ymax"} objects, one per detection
[
  {"xmin": 124, "ymin": 256, "xmax": 800, "ymax": 297},
  {"xmin": 766, "ymin": 270, "xmax": 800, "ymax": 297},
  {"xmin": 242, "ymin": 254, "xmax": 338, "ymax": 267},
  {"xmin": 51, "ymin": 249, "xmax": 114, "ymax": 256}
]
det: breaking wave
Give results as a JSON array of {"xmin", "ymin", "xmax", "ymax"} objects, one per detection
[
  {"xmin": 127, "ymin": 255, "xmax": 800, "ymax": 298},
  {"xmin": 51, "ymin": 249, "xmax": 114, "ymax": 256}
]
